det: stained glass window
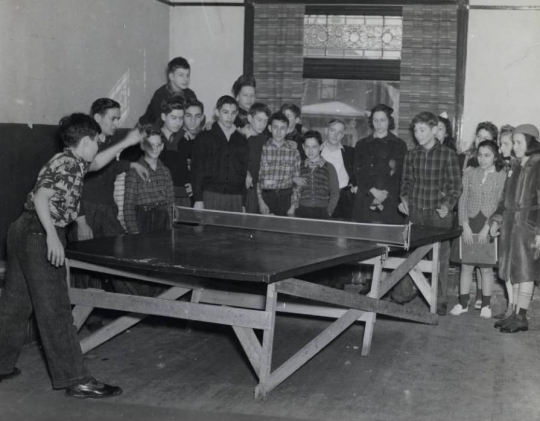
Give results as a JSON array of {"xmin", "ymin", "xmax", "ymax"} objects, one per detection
[{"xmin": 303, "ymin": 15, "xmax": 402, "ymax": 60}]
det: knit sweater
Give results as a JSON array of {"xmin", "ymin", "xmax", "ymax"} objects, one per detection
[{"xmin": 295, "ymin": 158, "xmax": 340, "ymax": 215}]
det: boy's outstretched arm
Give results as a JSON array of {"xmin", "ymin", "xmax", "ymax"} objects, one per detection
[
  {"xmin": 90, "ymin": 129, "xmax": 143, "ymax": 172},
  {"xmin": 33, "ymin": 187, "xmax": 65, "ymax": 267}
]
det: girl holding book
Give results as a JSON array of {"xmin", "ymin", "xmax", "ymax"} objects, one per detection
[
  {"xmin": 450, "ymin": 140, "xmax": 506, "ymax": 318},
  {"xmin": 489, "ymin": 124, "xmax": 540, "ymax": 333}
]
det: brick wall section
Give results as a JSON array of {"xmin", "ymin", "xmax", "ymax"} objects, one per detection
[
  {"xmin": 253, "ymin": 3, "xmax": 305, "ymax": 113},
  {"xmin": 398, "ymin": 5, "xmax": 458, "ymax": 148}
]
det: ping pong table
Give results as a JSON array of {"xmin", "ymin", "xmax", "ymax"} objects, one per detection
[{"xmin": 65, "ymin": 208, "xmax": 460, "ymax": 399}]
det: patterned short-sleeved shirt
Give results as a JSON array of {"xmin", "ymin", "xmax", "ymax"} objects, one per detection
[{"xmin": 24, "ymin": 148, "xmax": 90, "ymax": 227}]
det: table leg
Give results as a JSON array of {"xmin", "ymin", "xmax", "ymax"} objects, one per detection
[
  {"xmin": 430, "ymin": 242, "xmax": 440, "ymax": 313},
  {"xmin": 362, "ymin": 257, "xmax": 383, "ymax": 356},
  {"xmin": 254, "ymin": 283, "xmax": 277, "ymax": 400}
]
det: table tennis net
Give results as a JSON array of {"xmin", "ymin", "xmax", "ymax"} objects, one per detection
[{"xmin": 172, "ymin": 206, "xmax": 411, "ymax": 248}]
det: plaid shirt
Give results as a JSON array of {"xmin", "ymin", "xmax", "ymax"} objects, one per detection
[
  {"xmin": 258, "ymin": 139, "xmax": 301, "ymax": 191},
  {"xmin": 25, "ymin": 148, "xmax": 90, "ymax": 227},
  {"xmin": 458, "ymin": 166, "xmax": 506, "ymax": 226},
  {"xmin": 401, "ymin": 141, "xmax": 462, "ymax": 211},
  {"xmin": 123, "ymin": 157, "xmax": 175, "ymax": 233}
]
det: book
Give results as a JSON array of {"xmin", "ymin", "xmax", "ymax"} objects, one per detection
[{"xmin": 459, "ymin": 234, "xmax": 498, "ymax": 265}]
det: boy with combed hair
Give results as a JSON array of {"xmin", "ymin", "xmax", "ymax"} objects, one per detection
[
  {"xmin": 138, "ymin": 56, "xmax": 198, "ymax": 126},
  {"xmin": 258, "ymin": 111, "xmax": 302, "ymax": 216},
  {"xmin": 398, "ymin": 111, "xmax": 462, "ymax": 315},
  {"xmin": 292, "ymin": 130, "xmax": 340, "ymax": 219},
  {"xmin": 124, "ymin": 126, "xmax": 175, "ymax": 234},
  {"xmin": 191, "ymin": 96, "xmax": 249, "ymax": 212},
  {"xmin": 242, "ymin": 102, "xmax": 271, "ymax": 213},
  {"xmin": 158, "ymin": 98, "xmax": 192, "ymax": 207},
  {"xmin": 0, "ymin": 113, "xmax": 142, "ymax": 398}
]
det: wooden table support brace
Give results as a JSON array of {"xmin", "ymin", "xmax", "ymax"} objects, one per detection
[
  {"xmin": 276, "ymin": 278, "xmax": 438, "ymax": 325},
  {"xmin": 76, "ymin": 286, "xmax": 191, "ymax": 354}
]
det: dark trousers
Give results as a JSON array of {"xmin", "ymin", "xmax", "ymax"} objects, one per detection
[
  {"xmin": 391, "ymin": 208, "xmax": 453, "ymax": 304},
  {"xmin": 68, "ymin": 202, "xmax": 124, "ymax": 291},
  {"xmin": 135, "ymin": 205, "xmax": 171, "ymax": 233},
  {"xmin": 0, "ymin": 212, "xmax": 90, "ymax": 388},
  {"xmin": 332, "ymin": 189, "xmax": 354, "ymax": 220},
  {"xmin": 203, "ymin": 191, "xmax": 243, "ymax": 213},
  {"xmin": 296, "ymin": 206, "xmax": 330, "ymax": 220},
  {"xmin": 261, "ymin": 188, "xmax": 293, "ymax": 216}
]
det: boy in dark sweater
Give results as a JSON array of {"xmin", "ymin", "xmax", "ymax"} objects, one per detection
[
  {"xmin": 242, "ymin": 102, "xmax": 271, "ymax": 213},
  {"xmin": 138, "ymin": 57, "xmax": 197, "ymax": 126},
  {"xmin": 292, "ymin": 130, "xmax": 339, "ymax": 219},
  {"xmin": 158, "ymin": 98, "xmax": 192, "ymax": 207},
  {"xmin": 191, "ymin": 96, "xmax": 249, "ymax": 212}
]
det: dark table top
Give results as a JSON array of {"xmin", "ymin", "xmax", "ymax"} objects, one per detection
[
  {"xmin": 65, "ymin": 224, "xmax": 461, "ymax": 284},
  {"xmin": 66, "ymin": 225, "xmax": 387, "ymax": 284}
]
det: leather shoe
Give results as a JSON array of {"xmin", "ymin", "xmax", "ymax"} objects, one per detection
[
  {"xmin": 0, "ymin": 367, "xmax": 21, "ymax": 382},
  {"xmin": 494, "ymin": 311, "xmax": 515, "ymax": 329},
  {"xmin": 437, "ymin": 303, "xmax": 447, "ymax": 316},
  {"xmin": 65, "ymin": 378, "xmax": 122, "ymax": 399},
  {"xmin": 500, "ymin": 314, "xmax": 528, "ymax": 333}
]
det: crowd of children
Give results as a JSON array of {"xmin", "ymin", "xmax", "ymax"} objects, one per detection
[{"xmin": 1, "ymin": 55, "xmax": 539, "ymax": 399}]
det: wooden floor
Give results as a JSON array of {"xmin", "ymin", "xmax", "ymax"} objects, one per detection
[{"xmin": 2, "ymin": 284, "xmax": 540, "ymax": 421}]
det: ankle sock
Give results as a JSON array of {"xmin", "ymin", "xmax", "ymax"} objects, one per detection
[
  {"xmin": 481, "ymin": 294, "xmax": 491, "ymax": 308},
  {"xmin": 459, "ymin": 293, "xmax": 470, "ymax": 308},
  {"xmin": 518, "ymin": 308, "xmax": 528, "ymax": 317}
]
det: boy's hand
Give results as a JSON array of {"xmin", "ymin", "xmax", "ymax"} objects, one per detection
[
  {"xmin": 287, "ymin": 205, "xmax": 296, "ymax": 216},
  {"xmin": 398, "ymin": 199, "xmax": 409, "ymax": 216},
  {"xmin": 125, "ymin": 128, "xmax": 144, "ymax": 146},
  {"xmin": 293, "ymin": 176, "xmax": 307, "ymax": 187},
  {"xmin": 46, "ymin": 234, "xmax": 65, "ymax": 267},
  {"xmin": 462, "ymin": 224, "xmax": 474, "ymax": 245},
  {"xmin": 258, "ymin": 198, "xmax": 270, "ymax": 215},
  {"xmin": 489, "ymin": 221, "xmax": 500, "ymax": 237},
  {"xmin": 185, "ymin": 183, "xmax": 193, "ymax": 197},
  {"xmin": 131, "ymin": 162, "xmax": 149, "ymax": 181},
  {"xmin": 194, "ymin": 201, "xmax": 204, "ymax": 210},
  {"xmin": 245, "ymin": 172, "xmax": 253, "ymax": 189},
  {"xmin": 76, "ymin": 218, "xmax": 93, "ymax": 241},
  {"xmin": 435, "ymin": 205, "xmax": 449, "ymax": 219},
  {"xmin": 351, "ymin": 186, "xmax": 358, "ymax": 194}
]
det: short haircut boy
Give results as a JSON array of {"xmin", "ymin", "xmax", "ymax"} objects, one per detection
[
  {"xmin": 280, "ymin": 103, "xmax": 301, "ymax": 119},
  {"xmin": 59, "ymin": 113, "xmax": 101, "ymax": 146},
  {"xmin": 90, "ymin": 98, "xmax": 121, "ymax": 117},
  {"xmin": 249, "ymin": 103, "xmax": 271, "ymax": 118},
  {"xmin": 167, "ymin": 56, "xmax": 190, "ymax": 74},
  {"xmin": 185, "ymin": 98, "xmax": 204, "ymax": 115},
  {"xmin": 302, "ymin": 130, "xmax": 323, "ymax": 145},
  {"xmin": 161, "ymin": 96, "xmax": 185, "ymax": 116},
  {"xmin": 217, "ymin": 95, "xmax": 238, "ymax": 110},
  {"xmin": 138, "ymin": 57, "xmax": 197, "ymax": 127},
  {"xmin": 410, "ymin": 111, "xmax": 438, "ymax": 130},
  {"xmin": 269, "ymin": 111, "xmax": 289, "ymax": 127}
]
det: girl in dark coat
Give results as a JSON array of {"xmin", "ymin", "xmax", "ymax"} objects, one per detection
[
  {"xmin": 352, "ymin": 104, "xmax": 407, "ymax": 224},
  {"xmin": 490, "ymin": 124, "xmax": 540, "ymax": 333}
]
